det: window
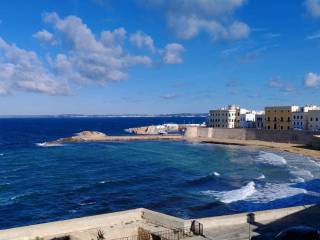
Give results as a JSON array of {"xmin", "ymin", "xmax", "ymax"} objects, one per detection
[
  {"xmin": 311, "ymin": 118, "xmax": 313, "ymax": 121},
  {"xmin": 280, "ymin": 117, "xmax": 284, "ymax": 122},
  {"xmin": 316, "ymin": 118, "xmax": 319, "ymax": 121}
]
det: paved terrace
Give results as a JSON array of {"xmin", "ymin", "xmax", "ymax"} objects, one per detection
[{"xmin": 0, "ymin": 205, "xmax": 319, "ymax": 240}]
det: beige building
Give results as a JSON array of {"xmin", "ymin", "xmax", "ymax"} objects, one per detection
[
  {"xmin": 208, "ymin": 105, "xmax": 240, "ymax": 128},
  {"xmin": 265, "ymin": 106, "xmax": 299, "ymax": 130},
  {"xmin": 308, "ymin": 110, "xmax": 320, "ymax": 131}
]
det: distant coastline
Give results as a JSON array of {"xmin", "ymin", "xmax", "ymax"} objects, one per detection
[{"xmin": 0, "ymin": 113, "xmax": 207, "ymax": 118}]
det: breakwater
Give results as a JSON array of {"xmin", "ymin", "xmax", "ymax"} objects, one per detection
[{"xmin": 42, "ymin": 131, "xmax": 182, "ymax": 145}]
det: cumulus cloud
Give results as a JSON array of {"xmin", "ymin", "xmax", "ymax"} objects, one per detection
[
  {"xmin": 0, "ymin": 37, "xmax": 69, "ymax": 95},
  {"xmin": 130, "ymin": 31, "xmax": 156, "ymax": 53},
  {"xmin": 162, "ymin": 43, "xmax": 185, "ymax": 64},
  {"xmin": 138, "ymin": 0, "xmax": 250, "ymax": 40},
  {"xmin": 1, "ymin": 12, "xmax": 185, "ymax": 96},
  {"xmin": 33, "ymin": 29, "xmax": 57, "ymax": 45},
  {"xmin": 42, "ymin": 12, "xmax": 153, "ymax": 85},
  {"xmin": 305, "ymin": 0, "xmax": 320, "ymax": 18},
  {"xmin": 304, "ymin": 72, "xmax": 320, "ymax": 87}
]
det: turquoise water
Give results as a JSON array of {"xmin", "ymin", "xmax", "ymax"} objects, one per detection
[{"xmin": 0, "ymin": 118, "xmax": 320, "ymax": 229}]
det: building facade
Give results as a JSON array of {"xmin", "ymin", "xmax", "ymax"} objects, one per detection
[
  {"xmin": 308, "ymin": 110, "xmax": 320, "ymax": 131},
  {"xmin": 255, "ymin": 113, "xmax": 265, "ymax": 129},
  {"xmin": 265, "ymin": 106, "xmax": 299, "ymax": 130},
  {"xmin": 208, "ymin": 105, "xmax": 240, "ymax": 128},
  {"xmin": 292, "ymin": 105, "xmax": 320, "ymax": 130},
  {"xmin": 240, "ymin": 112, "xmax": 256, "ymax": 128}
]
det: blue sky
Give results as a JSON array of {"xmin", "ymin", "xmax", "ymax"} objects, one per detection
[{"xmin": 1, "ymin": 0, "xmax": 320, "ymax": 115}]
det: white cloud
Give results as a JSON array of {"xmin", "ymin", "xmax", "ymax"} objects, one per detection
[
  {"xmin": 268, "ymin": 77, "xmax": 296, "ymax": 93},
  {"xmin": 33, "ymin": 29, "xmax": 57, "ymax": 45},
  {"xmin": 0, "ymin": 37, "xmax": 69, "ymax": 95},
  {"xmin": 43, "ymin": 12, "xmax": 152, "ymax": 85},
  {"xmin": 1, "ymin": 12, "xmax": 185, "ymax": 96},
  {"xmin": 139, "ymin": 0, "xmax": 250, "ymax": 40},
  {"xmin": 160, "ymin": 93, "xmax": 178, "ymax": 100},
  {"xmin": 305, "ymin": 0, "xmax": 320, "ymax": 18},
  {"xmin": 130, "ymin": 31, "xmax": 156, "ymax": 53},
  {"xmin": 304, "ymin": 72, "xmax": 320, "ymax": 87},
  {"xmin": 306, "ymin": 31, "xmax": 320, "ymax": 40},
  {"xmin": 162, "ymin": 43, "xmax": 185, "ymax": 64}
]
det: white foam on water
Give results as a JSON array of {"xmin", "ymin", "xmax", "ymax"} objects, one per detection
[
  {"xmin": 257, "ymin": 174, "xmax": 266, "ymax": 179},
  {"xmin": 248, "ymin": 182, "xmax": 307, "ymax": 203},
  {"xmin": 290, "ymin": 168, "xmax": 314, "ymax": 180},
  {"xmin": 203, "ymin": 181, "xmax": 256, "ymax": 203},
  {"xmin": 36, "ymin": 142, "xmax": 63, "ymax": 147},
  {"xmin": 256, "ymin": 151, "xmax": 287, "ymax": 166},
  {"xmin": 212, "ymin": 172, "xmax": 220, "ymax": 177}
]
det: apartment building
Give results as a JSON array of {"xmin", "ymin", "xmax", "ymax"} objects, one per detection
[
  {"xmin": 292, "ymin": 105, "xmax": 320, "ymax": 130},
  {"xmin": 308, "ymin": 110, "xmax": 320, "ymax": 131},
  {"xmin": 265, "ymin": 106, "xmax": 299, "ymax": 130},
  {"xmin": 240, "ymin": 111, "xmax": 256, "ymax": 128},
  {"xmin": 207, "ymin": 105, "xmax": 240, "ymax": 128},
  {"xmin": 255, "ymin": 112, "xmax": 265, "ymax": 129}
]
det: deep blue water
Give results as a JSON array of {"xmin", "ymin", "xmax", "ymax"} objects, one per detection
[{"xmin": 1, "ymin": 117, "xmax": 320, "ymax": 230}]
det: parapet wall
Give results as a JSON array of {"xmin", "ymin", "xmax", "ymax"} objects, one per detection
[{"xmin": 184, "ymin": 126, "xmax": 320, "ymax": 145}]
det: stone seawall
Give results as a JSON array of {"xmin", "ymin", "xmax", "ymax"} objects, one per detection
[
  {"xmin": 185, "ymin": 126, "xmax": 320, "ymax": 145},
  {"xmin": 1, "ymin": 205, "xmax": 318, "ymax": 240}
]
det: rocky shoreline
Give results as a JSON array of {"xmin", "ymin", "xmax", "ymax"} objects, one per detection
[{"xmin": 44, "ymin": 131, "xmax": 182, "ymax": 144}]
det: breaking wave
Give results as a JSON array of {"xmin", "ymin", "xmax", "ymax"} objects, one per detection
[
  {"xmin": 256, "ymin": 151, "xmax": 287, "ymax": 166},
  {"xmin": 36, "ymin": 142, "xmax": 63, "ymax": 147},
  {"xmin": 203, "ymin": 181, "xmax": 256, "ymax": 203}
]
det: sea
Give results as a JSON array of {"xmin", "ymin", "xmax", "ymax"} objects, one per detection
[{"xmin": 0, "ymin": 117, "xmax": 320, "ymax": 229}]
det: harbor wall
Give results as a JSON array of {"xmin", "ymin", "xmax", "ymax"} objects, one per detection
[
  {"xmin": 312, "ymin": 136, "xmax": 320, "ymax": 150},
  {"xmin": 184, "ymin": 126, "xmax": 320, "ymax": 145},
  {"xmin": 0, "ymin": 205, "xmax": 316, "ymax": 240}
]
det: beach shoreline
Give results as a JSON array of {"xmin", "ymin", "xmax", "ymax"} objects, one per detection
[
  {"xmin": 186, "ymin": 137, "xmax": 320, "ymax": 160},
  {"xmin": 44, "ymin": 130, "xmax": 320, "ymax": 160}
]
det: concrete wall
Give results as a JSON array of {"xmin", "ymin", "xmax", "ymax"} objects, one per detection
[
  {"xmin": 0, "ymin": 209, "xmax": 143, "ymax": 240},
  {"xmin": 184, "ymin": 127, "xmax": 320, "ymax": 145},
  {"xmin": 191, "ymin": 205, "xmax": 313, "ymax": 229},
  {"xmin": 312, "ymin": 136, "xmax": 320, "ymax": 150},
  {"xmin": 141, "ymin": 209, "xmax": 184, "ymax": 229}
]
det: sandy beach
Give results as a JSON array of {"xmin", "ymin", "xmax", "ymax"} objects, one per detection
[{"xmin": 188, "ymin": 137, "xmax": 320, "ymax": 160}]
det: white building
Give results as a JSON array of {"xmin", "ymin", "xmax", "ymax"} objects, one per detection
[
  {"xmin": 240, "ymin": 111, "xmax": 256, "ymax": 128},
  {"xmin": 255, "ymin": 112, "xmax": 265, "ymax": 129},
  {"xmin": 207, "ymin": 105, "xmax": 240, "ymax": 128},
  {"xmin": 308, "ymin": 110, "xmax": 320, "ymax": 131},
  {"xmin": 292, "ymin": 105, "xmax": 320, "ymax": 130}
]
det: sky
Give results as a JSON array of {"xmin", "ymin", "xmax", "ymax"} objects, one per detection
[{"xmin": 1, "ymin": 0, "xmax": 320, "ymax": 115}]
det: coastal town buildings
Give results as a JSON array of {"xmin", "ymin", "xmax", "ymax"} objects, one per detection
[
  {"xmin": 265, "ymin": 106, "xmax": 299, "ymax": 130},
  {"xmin": 207, "ymin": 105, "xmax": 240, "ymax": 128},
  {"xmin": 207, "ymin": 104, "xmax": 320, "ymax": 131},
  {"xmin": 292, "ymin": 105, "xmax": 320, "ymax": 131},
  {"xmin": 308, "ymin": 110, "xmax": 320, "ymax": 131},
  {"xmin": 240, "ymin": 111, "xmax": 256, "ymax": 128}
]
